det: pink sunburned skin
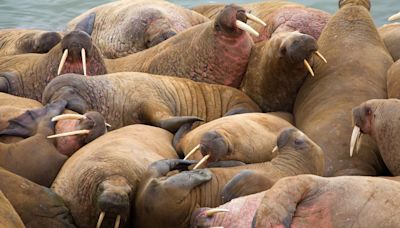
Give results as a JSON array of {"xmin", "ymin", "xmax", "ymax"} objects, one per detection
[{"xmin": 54, "ymin": 119, "xmax": 84, "ymax": 156}]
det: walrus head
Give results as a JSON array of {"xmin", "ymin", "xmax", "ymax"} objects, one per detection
[{"xmin": 339, "ymin": 0, "xmax": 371, "ymax": 11}]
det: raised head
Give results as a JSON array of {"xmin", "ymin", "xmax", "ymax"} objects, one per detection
[{"xmin": 339, "ymin": 0, "xmax": 371, "ymax": 11}]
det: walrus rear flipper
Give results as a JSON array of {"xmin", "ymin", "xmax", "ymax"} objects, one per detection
[
  {"xmin": 158, "ymin": 116, "xmax": 203, "ymax": 133},
  {"xmin": 74, "ymin": 12, "xmax": 96, "ymax": 35},
  {"xmin": 0, "ymin": 72, "xmax": 20, "ymax": 94}
]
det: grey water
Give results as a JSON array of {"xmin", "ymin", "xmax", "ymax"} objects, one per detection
[{"xmin": 0, "ymin": 0, "xmax": 398, "ymax": 31}]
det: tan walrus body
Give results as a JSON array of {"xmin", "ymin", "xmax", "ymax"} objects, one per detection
[{"xmin": 0, "ymin": 191, "xmax": 24, "ymax": 228}]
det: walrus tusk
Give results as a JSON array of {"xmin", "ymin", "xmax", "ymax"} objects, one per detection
[
  {"xmin": 105, "ymin": 123, "xmax": 112, "ymax": 128},
  {"xmin": 315, "ymin": 51, "xmax": 327, "ymax": 63},
  {"xmin": 114, "ymin": 215, "xmax": 121, "ymax": 228},
  {"xmin": 193, "ymin": 155, "xmax": 210, "ymax": 170},
  {"xmin": 51, "ymin": 114, "xmax": 87, "ymax": 122},
  {"xmin": 388, "ymin": 12, "xmax": 400, "ymax": 21},
  {"xmin": 205, "ymin": 208, "xmax": 229, "ymax": 217},
  {"xmin": 245, "ymin": 13, "xmax": 266, "ymax": 26},
  {"xmin": 57, "ymin": 49, "xmax": 68, "ymax": 75},
  {"xmin": 236, "ymin": 20, "xmax": 259, "ymax": 37},
  {"xmin": 184, "ymin": 144, "xmax": 200, "ymax": 160},
  {"xmin": 96, "ymin": 211, "xmax": 105, "ymax": 228},
  {"xmin": 350, "ymin": 126, "xmax": 361, "ymax": 157},
  {"xmin": 81, "ymin": 48, "xmax": 87, "ymax": 76},
  {"xmin": 304, "ymin": 59, "xmax": 315, "ymax": 77},
  {"xmin": 272, "ymin": 146, "xmax": 278, "ymax": 153},
  {"xmin": 47, "ymin": 129, "xmax": 90, "ymax": 139}
]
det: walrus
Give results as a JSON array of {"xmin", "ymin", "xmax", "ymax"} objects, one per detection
[
  {"xmin": 42, "ymin": 72, "xmax": 261, "ymax": 132},
  {"xmin": 67, "ymin": 0, "xmax": 210, "ymax": 58},
  {"xmin": 51, "ymin": 124, "xmax": 179, "ymax": 228},
  {"xmin": 388, "ymin": 11, "xmax": 400, "ymax": 22},
  {"xmin": 379, "ymin": 23, "xmax": 400, "ymax": 61},
  {"xmin": 0, "ymin": 29, "xmax": 62, "ymax": 56},
  {"xmin": 293, "ymin": 0, "xmax": 392, "ymax": 176},
  {"xmin": 134, "ymin": 127, "xmax": 324, "ymax": 228},
  {"xmin": 0, "ymin": 191, "xmax": 24, "ymax": 228},
  {"xmin": 387, "ymin": 60, "xmax": 400, "ymax": 98},
  {"xmin": 104, "ymin": 4, "xmax": 262, "ymax": 88}
]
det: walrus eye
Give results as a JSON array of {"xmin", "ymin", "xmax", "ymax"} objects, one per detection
[{"xmin": 365, "ymin": 107, "xmax": 372, "ymax": 116}]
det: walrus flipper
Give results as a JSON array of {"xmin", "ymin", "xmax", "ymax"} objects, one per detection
[{"xmin": 74, "ymin": 12, "xmax": 96, "ymax": 35}]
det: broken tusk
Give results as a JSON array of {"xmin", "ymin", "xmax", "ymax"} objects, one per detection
[
  {"xmin": 184, "ymin": 144, "xmax": 200, "ymax": 160},
  {"xmin": 388, "ymin": 12, "xmax": 400, "ymax": 22},
  {"xmin": 350, "ymin": 126, "xmax": 361, "ymax": 157},
  {"xmin": 272, "ymin": 146, "xmax": 278, "ymax": 153},
  {"xmin": 51, "ymin": 113, "xmax": 87, "ymax": 122},
  {"xmin": 193, "ymin": 155, "xmax": 210, "ymax": 170},
  {"xmin": 236, "ymin": 20, "xmax": 259, "ymax": 37},
  {"xmin": 245, "ymin": 13, "xmax": 266, "ymax": 26},
  {"xmin": 81, "ymin": 48, "xmax": 87, "ymax": 76},
  {"xmin": 315, "ymin": 51, "xmax": 327, "ymax": 63},
  {"xmin": 47, "ymin": 129, "xmax": 90, "ymax": 139},
  {"xmin": 57, "ymin": 49, "xmax": 68, "ymax": 75},
  {"xmin": 304, "ymin": 59, "xmax": 314, "ymax": 77},
  {"xmin": 206, "ymin": 208, "xmax": 229, "ymax": 217},
  {"xmin": 96, "ymin": 211, "xmax": 105, "ymax": 228},
  {"xmin": 114, "ymin": 215, "xmax": 121, "ymax": 228}
]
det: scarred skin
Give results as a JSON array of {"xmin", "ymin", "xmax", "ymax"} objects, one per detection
[
  {"xmin": 192, "ymin": 1, "xmax": 331, "ymax": 42},
  {"xmin": 67, "ymin": 0, "xmax": 209, "ymax": 58},
  {"xmin": 42, "ymin": 72, "xmax": 261, "ymax": 131},
  {"xmin": 0, "ymin": 167, "xmax": 75, "ymax": 227},
  {"xmin": 387, "ymin": 60, "xmax": 400, "ymax": 98},
  {"xmin": 0, "ymin": 29, "xmax": 62, "ymax": 57},
  {"xmin": 51, "ymin": 124, "xmax": 179, "ymax": 228},
  {"xmin": 294, "ymin": 0, "xmax": 392, "ymax": 176},
  {"xmin": 105, "ymin": 4, "xmax": 254, "ymax": 88},
  {"xmin": 134, "ymin": 128, "xmax": 324, "ymax": 228},
  {"xmin": 0, "ymin": 191, "xmax": 24, "ymax": 228},
  {"xmin": 176, "ymin": 112, "xmax": 293, "ymax": 164},
  {"xmin": 379, "ymin": 23, "xmax": 400, "ymax": 61}
]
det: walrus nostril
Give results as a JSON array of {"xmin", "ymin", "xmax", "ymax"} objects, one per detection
[
  {"xmin": 98, "ymin": 192, "xmax": 130, "ymax": 213},
  {"xmin": 199, "ymin": 131, "xmax": 228, "ymax": 160}
]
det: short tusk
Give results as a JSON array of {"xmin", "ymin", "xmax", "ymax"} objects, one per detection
[
  {"xmin": 388, "ymin": 12, "xmax": 400, "ymax": 21},
  {"xmin": 193, "ymin": 155, "xmax": 210, "ymax": 170},
  {"xmin": 272, "ymin": 146, "xmax": 278, "ymax": 153},
  {"xmin": 206, "ymin": 208, "xmax": 229, "ymax": 217},
  {"xmin": 184, "ymin": 144, "xmax": 200, "ymax": 160},
  {"xmin": 245, "ymin": 13, "xmax": 266, "ymax": 26},
  {"xmin": 350, "ymin": 126, "xmax": 361, "ymax": 157},
  {"xmin": 304, "ymin": 59, "xmax": 315, "ymax": 77},
  {"xmin": 236, "ymin": 20, "xmax": 259, "ymax": 37},
  {"xmin": 57, "ymin": 49, "xmax": 69, "ymax": 75},
  {"xmin": 315, "ymin": 51, "xmax": 327, "ymax": 63},
  {"xmin": 51, "ymin": 114, "xmax": 86, "ymax": 122},
  {"xmin": 96, "ymin": 211, "xmax": 105, "ymax": 228},
  {"xmin": 47, "ymin": 129, "xmax": 90, "ymax": 139},
  {"xmin": 81, "ymin": 48, "xmax": 87, "ymax": 76},
  {"xmin": 114, "ymin": 215, "xmax": 121, "ymax": 228},
  {"xmin": 105, "ymin": 123, "xmax": 112, "ymax": 128}
]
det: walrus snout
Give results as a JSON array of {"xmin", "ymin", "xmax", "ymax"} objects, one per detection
[
  {"xmin": 61, "ymin": 30, "xmax": 92, "ymax": 61},
  {"xmin": 200, "ymin": 131, "xmax": 229, "ymax": 163},
  {"xmin": 281, "ymin": 32, "xmax": 318, "ymax": 64},
  {"xmin": 351, "ymin": 104, "xmax": 373, "ymax": 134}
]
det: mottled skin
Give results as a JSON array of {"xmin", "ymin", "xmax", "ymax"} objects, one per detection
[
  {"xmin": 42, "ymin": 72, "xmax": 261, "ymax": 131},
  {"xmin": 192, "ymin": 1, "xmax": 330, "ymax": 42},
  {"xmin": 294, "ymin": 0, "xmax": 392, "ymax": 176},
  {"xmin": 379, "ymin": 23, "xmax": 400, "ymax": 61},
  {"xmin": 240, "ymin": 31, "xmax": 319, "ymax": 112},
  {"xmin": 67, "ymin": 0, "xmax": 209, "ymax": 58},
  {"xmin": 0, "ymin": 167, "xmax": 75, "ymax": 227},
  {"xmin": 252, "ymin": 175, "xmax": 400, "ymax": 228},
  {"xmin": 105, "ymin": 4, "xmax": 254, "ymax": 88},
  {"xmin": 134, "ymin": 128, "xmax": 324, "ymax": 228},
  {"xmin": 51, "ymin": 125, "xmax": 179, "ymax": 228},
  {"xmin": 0, "ymin": 30, "xmax": 107, "ymax": 101},
  {"xmin": 0, "ymin": 191, "xmax": 24, "ymax": 228},
  {"xmin": 0, "ymin": 29, "xmax": 62, "ymax": 56},
  {"xmin": 387, "ymin": 59, "xmax": 400, "ymax": 98},
  {"xmin": 176, "ymin": 112, "xmax": 293, "ymax": 164}
]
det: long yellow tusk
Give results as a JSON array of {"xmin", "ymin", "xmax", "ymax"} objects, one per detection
[
  {"xmin": 304, "ymin": 59, "xmax": 314, "ymax": 77},
  {"xmin": 235, "ymin": 20, "xmax": 259, "ymax": 37},
  {"xmin": 245, "ymin": 13, "xmax": 266, "ymax": 26},
  {"xmin": 184, "ymin": 144, "xmax": 200, "ymax": 160},
  {"xmin": 272, "ymin": 146, "xmax": 278, "ymax": 153},
  {"xmin": 51, "ymin": 114, "xmax": 87, "ymax": 122},
  {"xmin": 193, "ymin": 155, "xmax": 210, "ymax": 170},
  {"xmin": 350, "ymin": 126, "xmax": 361, "ymax": 157},
  {"xmin": 81, "ymin": 48, "xmax": 87, "ymax": 76},
  {"xmin": 57, "ymin": 49, "xmax": 68, "ymax": 75},
  {"xmin": 206, "ymin": 208, "xmax": 229, "ymax": 217},
  {"xmin": 114, "ymin": 215, "xmax": 121, "ymax": 228},
  {"xmin": 388, "ymin": 12, "xmax": 400, "ymax": 22},
  {"xmin": 47, "ymin": 129, "xmax": 90, "ymax": 139},
  {"xmin": 315, "ymin": 51, "xmax": 327, "ymax": 63},
  {"xmin": 96, "ymin": 211, "xmax": 105, "ymax": 228}
]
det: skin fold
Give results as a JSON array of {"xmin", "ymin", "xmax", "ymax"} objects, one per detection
[
  {"xmin": 387, "ymin": 59, "xmax": 400, "ymax": 98},
  {"xmin": 379, "ymin": 23, "xmax": 400, "ymax": 61},
  {"xmin": 0, "ymin": 191, "xmax": 24, "ymax": 228}
]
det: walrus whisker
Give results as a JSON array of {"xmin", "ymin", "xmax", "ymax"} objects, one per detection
[
  {"xmin": 272, "ymin": 146, "xmax": 278, "ymax": 153},
  {"xmin": 388, "ymin": 12, "xmax": 400, "ymax": 22},
  {"xmin": 205, "ymin": 208, "xmax": 229, "ymax": 217},
  {"xmin": 47, "ymin": 129, "xmax": 90, "ymax": 139},
  {"xmin": 235, "ymin": 20, "xmax": 259, "ymax": 37},
  {"xmin": 315, "ymin": 51, "xmax": 327, "ymax": 63},
  {"xmin": 96, "ymin": 211, "xmax": 105, "ymax": 228},
  {"xmin": 193, "ymin": 155, "xmax": 210, "ymax": 170},
  {"xmin": 184, "ymin": 144, "xmax": 200, "ymax": 160},
  {"xmin": 81, "ymin": 48, "xmax": 87, "ymax": 76},
  {"xmin": 114, "ymin": 215, "xmax": 121, "ymax": 228},
  {"xmin": 57, "ymin": 49, "xmax": 69, "ymax": 75},
  {"xmin": 304, "ymin": 59, "xmax": 315, "ymax": 77},
  {"xmin": 245, "ymin": 13, "xmax": 266, "ymax": 26},
  {"xmin": 51, "ymin": 113, "xmax": 87, "ymax": 122},
  {"xmin": 350, "ymin": 126, "xmax": 361, "ymax": 157}
]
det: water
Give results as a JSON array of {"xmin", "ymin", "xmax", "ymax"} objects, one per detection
[{"xmin": 0, "ymin": 0, "xmax": 398, "ymax": 31}]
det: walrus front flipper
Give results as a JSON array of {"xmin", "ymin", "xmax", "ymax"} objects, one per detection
[
  {"xmin": 74, "ymin": 12, "xmax": 96, "ymax": 35},
  {"xmin": 0, "ymin": 72, "xmax": 20, "ymax": 94}
]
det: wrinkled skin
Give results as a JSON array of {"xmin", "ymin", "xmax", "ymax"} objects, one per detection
[
  {"xmin": 42, "ymin": 73, "xmax": 261, "ymax": 132},
  {"xmin": 134, "ymin": 128, "xmax": 324, "ymax": 228},
  {"xmin": 0, "ymin": 167, "xmax": 75, "ymax": 227},
  {"xmin": 176, "ymin": 112, "xmax": 293, "ymax": 164},
  {"xmin": 51, "ymin": 125, "xmax": 178, "ymax": 228},
  {"xmin": 294, "ymin": 0, "xmax": 392, "ymax": 176},
  {"xmin": 192, "ymin": 1, "xmax": 330, "ymax": 42},
  {"xmin": 0, "ymin": 29, "xmax": 62, "ymax": 57},
  {"xmin": 0, "ymin": 191, "xmax": 24, "ymax": 228},
  {"xmin": 105, "ymin": 4, "xmax": 254, "ymax": 88},
  {"xmin": 379, "ymin": 23, "xmax": 400, "ymax": 61},
  {"xmin": 67, "ymin": 0, "xmax": 209, "ymax": 58},
  {"xmin": 240, "ymin": 31, "xmax": 320, "ymax": 112},
  {"xmin": 387, "ymin": 59, "xmax": 400, "ymax": 98}
]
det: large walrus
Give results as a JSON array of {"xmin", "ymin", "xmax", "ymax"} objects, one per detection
[
  {"xmin": 42, "ymin": 73, "xmax": 261, "ymax": 132},
  {"xmin": 0, "ymin": 29, "xmax": 62, "ymax": 56},
  {"xmin": 67, "ymin": 0, "xmax": 209, "ymax": 58},
  {"xmin": 379, "ymin": 23, "xmax": 400, "ymax": 61},
  {"xmin": 294, "ymin": 0, "xmax": 393, "ymax": 176},
  {"xmin": 134, "ymin": 128, "xmax": 324, "ymax": 228},
  {"xmin": 51, "ymin": 124, "xmax": 179, "ymax": 228},
  {"xmin": 0, "ymin": 191, "xmax": 24, "ymax": 228}
]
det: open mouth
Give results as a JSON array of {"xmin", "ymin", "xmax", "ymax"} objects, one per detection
[{"xmin": 57, "ymin": 48, "xmax": 88, "ymax": 76}]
